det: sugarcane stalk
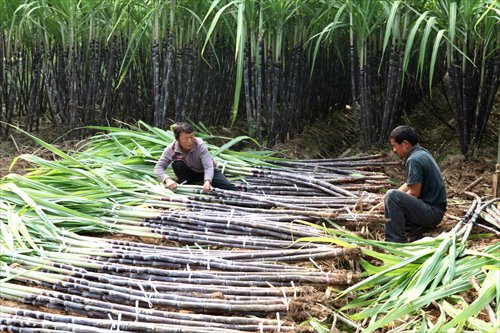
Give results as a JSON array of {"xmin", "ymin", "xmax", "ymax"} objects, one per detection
[
  {"xmin": 243, "ymin": 42, "xmax": 254, "ymax": 136},
  {"xmin": 0, "ymin": 306, "xmax": 291, "ymax": 332},
  {"xmin": 159, "ymin": 32, "xmax": 173, "ymax": 128}
]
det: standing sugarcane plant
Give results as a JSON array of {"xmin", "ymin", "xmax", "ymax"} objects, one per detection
[
  {"xmin": 310, "ymin": 0, "xmax": 440, "ymax": 149},
  {"xmin": 0, "ymin": 0, "xmax": 497, "ymax": 154},
  {"xmin": 435, "ymin": 0, "xmax": 499, "ymax": 159},
  {"xmin": 386, "ymin": 0, "xmax": 499, "ymax": 158}
]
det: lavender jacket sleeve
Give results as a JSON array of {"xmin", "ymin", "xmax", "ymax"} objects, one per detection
[
  {"xmin": 154, "ymin": 143, "xmax": 175, "ymax": 183},
  {"xmin": 198, "ymin": 141, "xmax": 215, "ymax": 182}
]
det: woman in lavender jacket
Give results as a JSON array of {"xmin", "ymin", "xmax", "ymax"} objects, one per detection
[{"xmin": 154, "ymin": 122, "xmax": 236, "ymax": 192}]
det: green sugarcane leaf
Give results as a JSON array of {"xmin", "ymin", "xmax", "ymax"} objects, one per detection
[
  {"xmin": 440, "ymin": 299, "xmax": 495, "ymax": 332},
  {"xmin": 403, "ymin": 11, "xmax": 429, "ymax": 73},
  {"xmin": 4, "ymin": 174, "xmax": 69, "ymax": 196},
  {"xmin": 295, "ymin": 236, "xmax": 357, "ymax": 249},
  {"xmin": 381, "ymin": 1, "xmax": 401, "ymax": 54},
  {"xmin": 211, "ymin": 135, "xmax": 258, "ymax": 157},
  {"xmin": 417, "ymin": 312, "xmax": 428, "ymax": 333},
  {"xmin": 15, "ymin": 154, "xmax": 114, "ymax": 190},
  {"xmin": 363, "ymin": 268, "xmax": 489, "ymax": 332},
  {"xmin": 6, "ymin": 206, "xmax": 39, "ymax": 251},
  {"xmin": 442, "ymin": 234, "xmax": 457, "ymax": 285},
  {"xmin": 462, "ymin": 249, "xmax": 499, "ymax": 261},
  {"xmin": 428, "ymin": 255, "xmax": 450, "ymax": 292},
  {"xmin": 417, "ymin": 17, "xmax": 436, "ymax": 79},
  {"xmin": 429, "ymin": 29, "xmax": 445, "ymax": 90},
  {"xmin": 231, "ymin": 0, "xmax": 245, "ymax": 127},
  {"xmin": 0, "ymin": 220, "xmax": 14, "ymax": 251},
  {"xmin": 9, "ymin": 125, "xmax": 93, "ymax": 171},
  {"xmin": 400, "ymin": 237, "xmax": 452, "ymax": 304},
  {"xmin": 480, "ymin": 206, "xmax": 499, "ymax": 228},
  {"xmin": 428, "ymin": 301, "xmax": 447, "ymax": 333},
  {"xmin": 306, "ymin": 318, "xmax": 329, "ymax": 333},
  {"xmin": 131, "ymin": 139, "xmax": 153, "ymax": 158},
  {"xmin": 110, "ymin": 134, "xmax": 133, "ymax": 156},
  {"xmin": 1, "ymin": 183, "xmax": 57, "ymax": 238},
  {"xmin": 340, "ymin": 247, "xmax": 437, "ymax": 299},
  {"xmin": 347, "ymin": 275, "xmax": 411, "ymax": 318},
  {"xmin": 137, "ymin": 120, "xmax": 175, "ymax": 143}
]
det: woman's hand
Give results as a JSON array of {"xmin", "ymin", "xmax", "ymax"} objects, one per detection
[
  {"xmin": 202, "ymin": 180, "xmax": 213, "ymax": 193},
  {"xmin": 165, "ymin": 178, "xmax": 178, "ymax": 190}
]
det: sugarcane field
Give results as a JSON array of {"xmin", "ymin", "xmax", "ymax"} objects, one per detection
[{"xmin": 0, "ymin": 1, "xmax": 499, "ymax": 332}]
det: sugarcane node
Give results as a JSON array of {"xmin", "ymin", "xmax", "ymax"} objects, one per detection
[{"xmin": 211, "ymin": 292, "xmax": 224, "ymax": 299}]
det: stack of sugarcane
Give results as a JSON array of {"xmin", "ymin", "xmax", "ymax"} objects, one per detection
[
  {"xmin": 0, "ymin": 123, "xmax": 393, "ymax": 331},
  {"xmin": 0, "ymin": 192, "xmax": 357, "ymax": 331},
  {"xmin": 0, "ymin": 194, "xmax": 360, "ymax": 331},
  {"xmin": 0, "ymin": 243, "xmax": 347, "ymax": 332}
]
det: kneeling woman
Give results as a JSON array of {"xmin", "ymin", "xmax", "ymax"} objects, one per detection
[{"xmin": 154, "ymin": 122, "xmax": 236, "ymax": 193}]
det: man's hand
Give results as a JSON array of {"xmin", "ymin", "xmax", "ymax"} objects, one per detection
[
  {"xmin": 202, "ymin": 180, "xmax": 213, "ymax": 193},
  {"xmin": 165, "ymin": 178, "xmax": 178, "ymax": 190}
]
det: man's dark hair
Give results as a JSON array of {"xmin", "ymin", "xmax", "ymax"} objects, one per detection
[
  {"xmin": 389, "ymin": 125, "xmax": 418, "ymax": 145},
  {"xmin": 173, "ymin": 122, "xmax": 195, "ymax": 140}
]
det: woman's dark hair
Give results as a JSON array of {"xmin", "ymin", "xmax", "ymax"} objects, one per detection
[
  {"xmin": 173, "ymin": 122, "xmax": 194, "ymax": 140},
  {"xmin": 389, "ymin": 125, "xmax": 418, "ymax": 145}
]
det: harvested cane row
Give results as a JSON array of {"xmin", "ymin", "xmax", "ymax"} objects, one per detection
[{"xmin": 0, "ymin": 124, "xmax": 394, "ymax": 332}]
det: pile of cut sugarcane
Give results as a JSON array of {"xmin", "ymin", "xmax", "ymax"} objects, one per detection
[
  {"xmin": 0, "ymin": 122, "xmax": 391, "ymax": 332},
  {"xmin": 1, "ymin": 122, "xmax": 497, "ymax": 332}
]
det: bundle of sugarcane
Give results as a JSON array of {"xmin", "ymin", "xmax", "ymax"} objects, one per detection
[
  {"xmin": 0, "ymin": 179, "xmax": 350, "ymax": 251},
  {"xmin": 81, "ymin": 123, "xmax": 393, "ymax": 193},
  {"xmin": 0, "ymin": 198, "xmax": 359, "ymax": 276},
  {"xmin": 0, "ymin": 216, "xmax": 342, "ymax": 331},
  {"xmin": 0, "ymin": 207, "xmax": 355, "ymax": 331},
  {"xmin": 0, "ymin": 296, "xmax": 291, "ymax": 332}
]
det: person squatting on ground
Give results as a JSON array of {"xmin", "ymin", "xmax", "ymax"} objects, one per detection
[
  {"xmin": 384, "ymin": 125, "xmax": 447, "ymax": 243},
  {"xmin": 154, "ymin": 122, "xmax": 237, "ymax": 193}
]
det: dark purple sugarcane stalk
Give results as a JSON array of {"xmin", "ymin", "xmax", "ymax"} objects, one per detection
[
  {"xmin": 1, "ymin": 284, "xmax": 289, "ymax": 329},
  {"xmin": 173, "ymin": 50, "xmax": 184, "ymax": 121},
  {"xmin": 152, "ymin": 37, "xmax": 161, "ymax": 127},
  {"xmin": 0, "ymin": 306, "xmax": 292, "ymax": 332},
  {"xmin": 4, "ymin": 50, "xmax": 20, "ymax": 139},
  {"xmin": 184, "ymin": 45, "xmax": 194, "ymax": 120},
  {"xmin": 243, "ymin": 42, "xmax": 254, "ymax": 135},
  {"xmin": 255, "ymin": 37, "xmax": 264, "ymax": 141},
  {"xmin": 26, "ymin": 47, "xmax": 42, "ymax": 132},
  {"xmin": 159, "ymin": 32, "xmax": 173, "ymax": 128}
]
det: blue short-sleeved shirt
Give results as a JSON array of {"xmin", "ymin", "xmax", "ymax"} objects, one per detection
[{"xmin": 405, "ymin": 145, "xmax": 447, "ymax": 209}]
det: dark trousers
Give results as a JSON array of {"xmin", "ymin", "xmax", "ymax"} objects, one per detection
[
  {"xmin": 384, "ymin": 189, "xmax": 445, "ymax": 242},
  {"xmin": 172, "ymin": 160, "xmax": 237, "ymax": 191}
]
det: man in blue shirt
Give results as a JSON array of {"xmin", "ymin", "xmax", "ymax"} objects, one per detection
[{"xmin": 384, "ymin": 126, "xmax": 447, "ymax": 242}]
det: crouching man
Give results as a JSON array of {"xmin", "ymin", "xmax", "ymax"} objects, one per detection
[{"xmin": 384, "ymin": 125, "xmax": 447, "ymax": 242}]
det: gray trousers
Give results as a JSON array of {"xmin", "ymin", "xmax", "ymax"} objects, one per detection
[{"xmin": 384, "ymin": 189, "xmax": 445, "ymax": 242}]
